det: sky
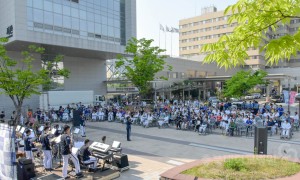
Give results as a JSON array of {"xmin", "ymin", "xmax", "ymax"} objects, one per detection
[{"xmin": 136, "ymin": 0, "xmax": 238, "ymax": 57}]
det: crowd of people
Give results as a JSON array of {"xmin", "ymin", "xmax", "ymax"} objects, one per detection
[{"xmin": 9, "ymin": 98, "xmax": 297, "ymax": 139}]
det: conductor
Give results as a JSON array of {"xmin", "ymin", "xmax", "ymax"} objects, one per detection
[{"xmin": 126, "ymin": 116, "xmax": 132, "ymax": 141}]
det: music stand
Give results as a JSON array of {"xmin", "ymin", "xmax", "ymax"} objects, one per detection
[
  {"xmin": 16, "ymin": 125, "xmax": 21, "ymax": 132},
  {"xmin": 19, "ymin": 127, "xmax": 25, "ymax": 134},
  {"xmin": 73, "ymin": 128, "xmax": 80, "ymax": 142}
]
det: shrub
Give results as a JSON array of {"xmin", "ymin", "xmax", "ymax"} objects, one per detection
[{"xmin": 224, "ymin": 158, "xmax": 247, "ymax": 171}]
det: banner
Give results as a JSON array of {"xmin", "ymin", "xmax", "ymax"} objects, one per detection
[
  {"xmin": 290, "ymin": 91, "xmax": 297, "ymax": 104},
  {"xmin": 283, "ymin": 90, "xmax": 289, "ymax": 104},
  {"xmin": 0, "ymin": 124, "xmax": 17, "ymax": 180}
]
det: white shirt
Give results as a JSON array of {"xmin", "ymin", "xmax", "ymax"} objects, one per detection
[{"xmin": 281, "ymin": 122, "xmax": 291, "ymax": 129}]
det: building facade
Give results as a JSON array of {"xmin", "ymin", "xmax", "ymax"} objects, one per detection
[
  {"xmin": 0, "ymin": 0, "xmax": 136, "ymax": 113},
  {"xmin": 179, "ymin": 6, "xmax": 300, "ymax": 91}
]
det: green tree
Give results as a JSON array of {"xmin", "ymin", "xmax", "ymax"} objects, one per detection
[
  {"xmin": 201, "ymin": 0, "xmax": 300, "ymax": 68},
  {"xmin": 116, "ymin": 38, "xmax": 172, "ymax": 96},
  {"xmin": 223, "ymin": 70, "xmax": 267, "ymax": 98},
  {"xmin": 0, "ymin": 38, "xmax": 69, "ymax": 124}
]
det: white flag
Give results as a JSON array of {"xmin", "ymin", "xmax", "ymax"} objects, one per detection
[
  {"xmin": 166, "ymin": 26, "xmax": 171, "ymax": 32},
  {"xmin": 173, "ymin": 28, "xmax": 179, "ymax": 33},
  {"xmin": 160, "ymin": 24, "xmax": 165, "ymax": 32}
]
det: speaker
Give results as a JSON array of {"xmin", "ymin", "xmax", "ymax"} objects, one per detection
[
  {"xmin": 254, "ymin": 127, "xmax": 268, "ymax": 154},
  {"xmin": 17, "ymin": 158, "xmax": 35, "ymax": 180},
  {"xmin": 114, "ymin": 154, "xmax": 129, "ymax": 169},
  {"xmin": 73, "ymin": 110, "xmax": 82, "ymax": 127}
]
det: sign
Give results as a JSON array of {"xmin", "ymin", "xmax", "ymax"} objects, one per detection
[
  {"xmin": 290, "ymin": 91, "xmax": 297, "ymax": 104},
  {"xmin": 0, "ymin": 124, "xmax": 17, "ymax": 179},
  {"xmin": 6, "ymin": 25, "xmax": 13, "ymax": 38},
  {"xmin": 107, "ymin": 87, "xmax": 139, "ymax": 93}
]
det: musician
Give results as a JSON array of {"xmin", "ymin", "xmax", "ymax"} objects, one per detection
[
  {"xmin": 79, "ymin": 113, "xmax": 86, "ymax": 137},
  {"xmin": 126, "ymin": 116, "xmax": 132, "ymax": 141},
  {"xmin": 60, "ymin": 125, "xmax": 83, "ymax": 179},
  {"xmin": 79, "ymin": 139, "xmax": 97, "ymax": 172},
  {"xmin": 24, "ymin": 129, "xmax": 34, "ymax": 160},
  {"xmin": 40, "ymin": 126, "xmax": 52, "ymax": 171},
  {"xmin": 53, "ymin": 124, "xmax": 61, "ymax": 137}
]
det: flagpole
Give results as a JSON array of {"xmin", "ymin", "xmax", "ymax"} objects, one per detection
[
  {"xmin": 171, "ymin": 31, "xmax": 173, "ymax": 57},
  {"xmin": 159, "ymin": 24, "xmax": 161, "ymax": 48},
  {"xmin": 165, "ymin": 28, "xmax": 167, "ymax": 55}
]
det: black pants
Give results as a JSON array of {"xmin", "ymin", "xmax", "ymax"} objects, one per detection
[
  {"xmin": 176, "ymin": 120, "xmax": 182, "ymax": 129},
  {"xmin": 127, "ymin": 128, "xmax": 131, "ymax": 140}
]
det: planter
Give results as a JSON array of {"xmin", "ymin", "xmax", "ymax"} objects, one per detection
[{"xmin": 160, "ymin": 155, "xmax": 300, "ymax": 180}]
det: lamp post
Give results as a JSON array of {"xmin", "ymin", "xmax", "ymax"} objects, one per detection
[{"xmin": 288, "ymin": 77, "xmax": 291, "ymax": 113}]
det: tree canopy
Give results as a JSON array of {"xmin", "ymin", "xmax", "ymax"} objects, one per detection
[
  {"xmin": 116, "ymin": 38, "xmax": 172, "ymax": 95},
  {"xmin": 0, "ymin": 38, "xmax": 69, "ymax": 123},
  {"xmin": 201, "ymin": 0, "xmax": 300, "ymax": 69},
  {"xmin": 223, "ymin": 70, "xmax": 267, "ymax": 98}
]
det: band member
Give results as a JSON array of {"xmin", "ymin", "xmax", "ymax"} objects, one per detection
[
  {"xmin": 40, "ymin": 126, "xmax": 52, "ymax": 171},
  {"xmin": 79, "ymin": 139, "xmax": 97, "ymax": 172},
  {"xmin": 60, "ymin": 125, "xmax": 83, "ymax": 179},
  {"xmin": 53, "ymin": 124, "xmax": 61, "ymax": 137},
  {"xmin": 24, "ymin": 129, "xmax": 34, "ymax": 160},
  {"xmin": 126, "ymin": 116, "xmax": 132, "ymax": 141},
  {"xmin": 80, "ymin": 113, "xmax": 86, "ymax": 137}
]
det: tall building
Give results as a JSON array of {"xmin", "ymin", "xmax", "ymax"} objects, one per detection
[
  {"xmin": 179, "ymin": 6, "xmax": 300, "ymax": 93},
  {"xmin": 179, "ymin": 6, "xmax": 300, "ymax": 69},
  {"xmin": 0, "ymin": 0, "xmax": 136, "ymax": 112}
]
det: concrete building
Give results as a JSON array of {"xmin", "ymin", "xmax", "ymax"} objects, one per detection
[
  {"xmin": 179, "ymin": 6, "xmax": 300, "ymax": 91},
  {"xmin": 0, "ymin": 0, "xmax": 136, "ymax": 113},
  {"xmin": 105, "ymin": 57, "xmax": 240, "ymax": 100}
]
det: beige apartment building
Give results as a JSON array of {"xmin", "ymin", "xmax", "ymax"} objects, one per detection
[{"xmin": 179, "ymin": 6, "xmax": 300, "ymax": 70}]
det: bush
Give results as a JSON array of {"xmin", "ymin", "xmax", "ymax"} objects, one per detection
[{"xmin": 224, "ymin": 158, "xmax": 247, "ymax": 171}]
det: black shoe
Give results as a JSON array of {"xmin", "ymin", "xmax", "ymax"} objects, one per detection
[
  {"xmin": 64, "ymin": 176, "xmax": 70, "ymax": 179},
  {"xmin": 81, "ymin": 135, "xmax": 86, "ymax": 137},
  {"xmin": 127, "ymin": 139, "xmax": 131, "ymax": 141},
  {"xmin": 76, "ymin": 172, "xmax": 83, "ymax": 178}
]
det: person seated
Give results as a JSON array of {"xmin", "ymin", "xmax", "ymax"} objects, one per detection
[
  {"xmin": 91, "ymin": 111, "xmax": 97, "ymax": 121},
  {"xmin": 79, "ymin": 139, "xmax": 97, "ymax": 172},
  {"xmin": 281, "ymin": 119, "xmax": 291, "ymax": 139},
  {"xmin": 108, "ymin": 111, "xmax": 114, "ymax": 122},
  {"xmin": 267, "ymin": 119, "xmax": 276, "ymax": 135},
  {"xmin": 199, "ymin": 120, "xmax": 208, "ymax": 135}
]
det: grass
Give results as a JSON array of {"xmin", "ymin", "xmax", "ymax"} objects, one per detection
[{"xmin": 181, "ymin": 157, "xmax": 300, "ymax": 180}]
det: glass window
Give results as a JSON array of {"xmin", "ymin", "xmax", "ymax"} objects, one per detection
[
  {"xmin": 87, "ymin": 12, "xmax": 94, "ymax": 21},
  {"xmin": 33, "ymin": 0, "xmax": 43, "ymax": 9},
  {"xmin": 53, "ymin": 3, "xmax": 62, "ymax": 14},
  {"xmin": 108, "ymin": 17, "xmax": 114, "ymax": 26},
  {"xmin": 44, "ymin": 0, "xmax": 52, "ymax": 11},
  {"xmin": 114, "ymin": 19, "xmax": 120, "ymax": 28},
  {"xmin": 71, "ymin": 8, "xmax": 79, "ymax": 18},
  {"xmin": 101, "ymin": 0, "xmax": 108, "ymax": 8},
  {"xmin": 95, "ymin": 23, "xmax": 101, "ymax": 34},
  {"xmin": 114, "ymin": 28, "xmax": 120, "ymax": 38},
  {"xmin": 87, "ymin": 21, "xmax": 95, "ymax": 33},
  {"xmin": 95, "ymin": 14, "xmax": 101, "ymax": 23},
  {"xmin": 63, "ymin": 16, "xmax": 71, "ymax": 28},
  {"xmin": 80, "ymin": 20, "xmax": 87, "ymax": 31},
  {"xmin": 102, "ymin": 25, "xmax": 108, "ymax": 35},
  {"xmin": 71, "ymin": 18, "xmax": 79, "ymax": 30},
  {"xmin": 114, "ymin": 0, "xmax": 120, "ymax": 11},
  {"xmin": 80, "ymin": 10, "xmax": 86, "ymax": 19},
  {"xmin": 63, "ymin": 6, "xmax": 71, "ymax": 16},
  {"xmin": 102, "ymin": 16, "xmax": 108, "ymax": 25},
  {"xmin": 108, "ymin": 26, "xmax": 114, "ymax": 37},
  {"xmin": 27, "ymin": 0, "xmax": 33, "ymax": 7},
  {"xmin": 108, "ymin": 0, "xmax": 114, "ymax": 10},
  {"xmin": 44, "ymin": 11, "xmax": 53, "ymax": 24},
  {"xmin": 27, "ymin": 7, "xmax": 33, "ymax": 21},
  {"xmin": 33, "ymin": 9, "xmax": 43, "ymax": 23},
  {"xmin": 54, "ymin": 14, "xmax": 63, "ymax": 26}
]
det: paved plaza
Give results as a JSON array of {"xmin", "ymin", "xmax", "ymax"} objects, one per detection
[{"xmin": 79, "ymin": 119, "xmax": 300, "ymax": 180}]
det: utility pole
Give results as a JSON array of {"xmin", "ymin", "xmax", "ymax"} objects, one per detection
[{"xmin": 288, "ymin": 77, "xmax": 291, "ymax": 113}]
